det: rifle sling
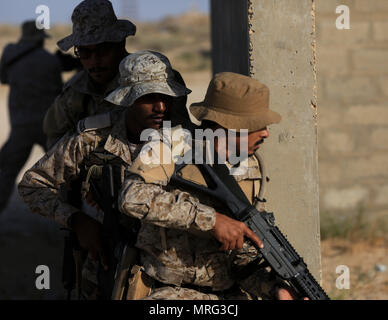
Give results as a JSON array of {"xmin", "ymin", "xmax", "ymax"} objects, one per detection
[{"xmin": 210, "ymin": 161, "xmax": 252, "ymax": 206}]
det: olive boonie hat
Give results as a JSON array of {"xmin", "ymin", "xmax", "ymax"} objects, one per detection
[
  {"xmin": 20, "ymin": 20, "xmax": 50, "ymax": 42},
  {"xmin": 57, "ymin": 0, "xmax": 136, "ymax": 52},
  {"xmin": 190, "ymin": 72, "xmax": 281, "ymax": 131},
  {"xmin": 105, "ymin": 50, "xmax": 191, "ymax": 107}
]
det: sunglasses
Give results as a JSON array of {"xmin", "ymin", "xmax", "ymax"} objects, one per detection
[{"xmin": 74, "ymin": 42, "xmax": 119, "ymax": 59}]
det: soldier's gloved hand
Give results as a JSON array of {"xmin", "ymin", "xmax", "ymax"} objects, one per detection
[
  {"xmin": 211, "ymin": 212, "xmax": 264, "ymax": 251},
  {"xmin": 70, "ymin": 212, "xmax": 108, "ymax": 270}
]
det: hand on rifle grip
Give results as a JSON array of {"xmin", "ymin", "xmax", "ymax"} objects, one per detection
[{"xmin": 211, "ymin": 212, "xmax": 264, "ymax": 251}]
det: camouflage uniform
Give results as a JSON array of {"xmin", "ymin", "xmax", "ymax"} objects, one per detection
[
  {"xmin": 118, "ymin": 72, "xmax": 285, "ymax": 300},
  {"xmin": 18, "ymin": 51, "xmax": 191, "ymax": 299},
  {"xmin": 119, "ymin": 138, "xmax": 284, "ymax": 300},
  {"xmin": 41, "ymin": 3, "xmax": 136, "ymax": 295},
  {"xmin": 43, "ymin": 0, "xmax": 190, "ymax": 148},
  {"xmin": 44, "ymin": 70, "xmax": 124, "ymax": 148},
  {"xmin": 19, "ymin": 108, "xmax": 137, "ymax": 298},
  {"xmin": 0, "ymin": 21, "xmax": 63, "ymax": 213}
]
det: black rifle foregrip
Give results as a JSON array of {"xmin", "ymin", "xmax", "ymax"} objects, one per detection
[{"xmin": 243, "ymin": 207, "xmax": 330, "ymax": 300}]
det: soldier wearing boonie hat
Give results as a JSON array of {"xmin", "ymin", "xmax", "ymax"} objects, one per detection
[
  {"xmin": 57, "ymin": 0, "xmax": 136, "ymax": 52},
  {"xmin": 40, "ymin": 1, "xmax": 188, "ymax": 297},
  {"xmin": 190, "ymin": 72, "xmax": 281, "ymax": 164},
  {"xmin": 39, "ymin": 1, "xmax": 138, "ymax": 298},
  {"xmin": 105, "ymin": 50, "xmax": 191, "ymax": 108},
  {"xmin": 18, "ymin": 50, "xmax": 191, "ymax": 300},
  {"xmin": 43, "ymin": 0, "xmax": 190, "ymax": 149},
  {"xmin": 117, "ymin": 72, "xmax": 304, "ymax": 300},
  {"xmin": 43, "ymin": 0, "xmax": 137, "ymax": 149},
  {"xmin": 190, "ymin": 72, "xmax": 281, "ymax": 131}
]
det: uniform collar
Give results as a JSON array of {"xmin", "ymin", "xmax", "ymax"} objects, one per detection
[{"xmin": 225, "ymin": 155, "xmax": 262, "ymax": 181}]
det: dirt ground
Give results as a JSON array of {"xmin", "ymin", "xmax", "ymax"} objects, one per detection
[{"xmin": 321, "ymin": 238, "xmax": 388, "ymax": 300}]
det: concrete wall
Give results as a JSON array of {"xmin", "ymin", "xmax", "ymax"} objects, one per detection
[
  {"xmin": 210, "ymin": 0, "xmax": 321, "ymax": 280},
  {"xmin": 248, "ymin": 0, "xmax": 321, "ymax": 280},
  {"xmin": 316, "ymin": 0, "xmax": 388, "ymax": 224}
]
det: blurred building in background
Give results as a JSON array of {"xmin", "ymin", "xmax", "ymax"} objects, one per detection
[{"xmin": 316, "ymin": 0, "xmax": 388, "ymax": 230}]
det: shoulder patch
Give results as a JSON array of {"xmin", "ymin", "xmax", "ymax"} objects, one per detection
[
  {"xmin": 77, "ymin": 112, "xmax": 112, "ymax": 134},
  {"xmin": 127, "ymin": 140, "xmax": 175, "ymax": 185}
]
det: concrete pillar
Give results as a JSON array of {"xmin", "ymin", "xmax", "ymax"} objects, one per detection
[{"xmin": 210, "ymin": 0, "xmax": 321, "ymax": 280}]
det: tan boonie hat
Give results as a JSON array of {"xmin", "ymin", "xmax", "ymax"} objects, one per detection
[
  {"xmin": 190, "ymin": 72, "xmax": 281, "ymax": 131},
  {"xmin": 57, "ymin": 0, "xmax": 136, "ymax": 52},
  {"xmin": 20, "ymin": 20, "xmax": 50, "ymax": 42},
  {"xmin": 105, "ymin": 50, "xmax": 191, "ymax": 107}
]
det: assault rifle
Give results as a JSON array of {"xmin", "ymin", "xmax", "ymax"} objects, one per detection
[
  {"xmin": 88, "ymin": 165, "xmax": 137, "ymax": 300},
  {"xmin": 170, "ymin": 159, "xmax": 330, "ymax": 300}
]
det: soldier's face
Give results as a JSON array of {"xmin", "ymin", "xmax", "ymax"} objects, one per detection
[
  {"xmin": 215, "ymin": 126, "xmax": 269, "ymax": 159},
  {"xmin": 126, "ymin": 93, "xmax": 172, "ymax": 140},
  {"xmin": 75, "ymin": 42, "xmax": 124, "ymax": 84},
  {"xmin": 245, "ymin": 127, "xmax": 269, "ymax": 155}
]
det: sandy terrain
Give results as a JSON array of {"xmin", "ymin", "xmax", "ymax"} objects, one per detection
[{"xmin": 321, "ymin": 238, "xmax": 388, "ymax": 300}]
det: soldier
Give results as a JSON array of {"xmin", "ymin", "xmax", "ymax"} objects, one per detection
[
  {"xmin": 18, "ymin": 51, "xmax": 191, "ymax": 299},
  {"xmin": 119, "ymin": 72, "xmax": 305, "ymax": 300},
  {"xmin": 0, "ymin": 20, "xmax": 63, "ymax": 214},
  {"xmin": 43, "ymin": 0, "xmax": 137, "ymax": 149},
  {"xmin": 43, "ymin": 0, "xmax": 190, "ymax": 149}
]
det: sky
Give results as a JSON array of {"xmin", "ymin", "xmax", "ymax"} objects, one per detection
[{"xmin": 0, "ymin": 0, "xmax": 209, "ymax": 24}]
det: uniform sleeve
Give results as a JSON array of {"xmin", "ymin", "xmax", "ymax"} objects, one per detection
[
  {"xmin": 119, "ymin": 174, "xmax": 216, "ymax": 232},
  {"xmin": 17, "ymin": 132, "xmax": 92, "ymax": 228}
]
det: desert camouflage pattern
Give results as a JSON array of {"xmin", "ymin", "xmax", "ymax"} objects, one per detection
[
  {"xmin": 119, "ymin": 137, "xmax": 284, "ymax": 297},
  {"xmin": 145, "ymin": 286, "xmax": 220, "ymax": 300},
  {"xmin": 105, "ymin": 50, "xmax": 191, "ymax": 107},
  {"xmin": 43, "ymin": 70, "xmax": 124, "ymax": 148},
  {"xmin": 43, "ymin": 50, "xmax": 191, "ymax": 149},
  {"xmin": 145, "ymin": 267, "xmax": 284, "ymax": 300},
  {"xmin": 80, "ymin": 253, "xmax": 100, "ymax": 299},
  {"xmin": 19, "ymin": 109, "xmax": 141, "ymax": 299},
  {"xmin": 57, "ymin": 0, "xmax": 136, "ymax": 51},
  {"xmin": 19, "ymin": 109, "xmax": 137, "ymax": 228}
]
